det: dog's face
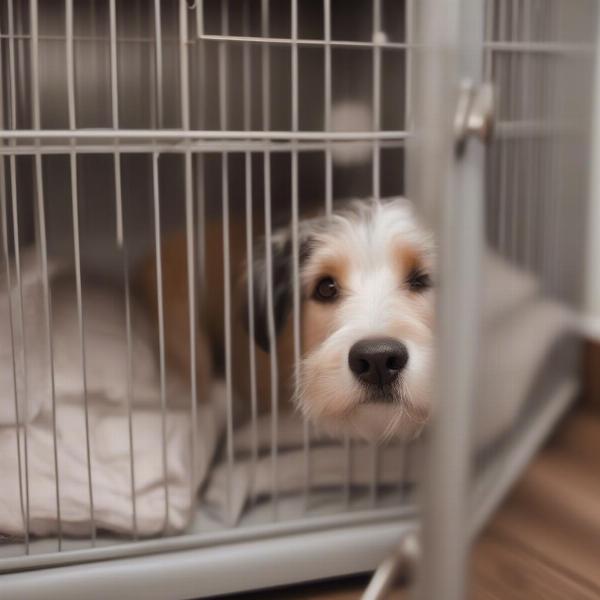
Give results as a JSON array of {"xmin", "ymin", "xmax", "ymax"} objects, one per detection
[{"xmin": 246, "ymin": 199, "xmax": 435, "ymax": 442}]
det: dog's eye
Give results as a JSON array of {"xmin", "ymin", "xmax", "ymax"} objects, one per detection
[
  {"xmin": 407, "ymin": 269, "xmax": 432, "ymax": 292},
  {"xmin": 314, "ymin": 276, "xmax": 339, "ymax": 302}
]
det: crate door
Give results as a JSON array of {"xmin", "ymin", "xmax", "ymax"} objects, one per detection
[{"xmin": 408, "ymin": 1, "xmax": 598, "ymax": 599}]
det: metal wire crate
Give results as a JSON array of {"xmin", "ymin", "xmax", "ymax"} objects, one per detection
[{"xmin": 0, "ymin": 0, "xmax": 597, "ymax": 598}]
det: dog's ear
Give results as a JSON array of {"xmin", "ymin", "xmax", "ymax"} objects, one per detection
[
  {"xmin": 241, "ymin": 227, "xmax": 315, "ymax": 353},
  {"xmin": 241, "ymin": 230, "xmax": 293, "ymax": 353}
]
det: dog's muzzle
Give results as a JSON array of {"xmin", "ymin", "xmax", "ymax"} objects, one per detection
[{"xmin": 348, "ymin": 337, "xmax": 409, "ymax": 399}]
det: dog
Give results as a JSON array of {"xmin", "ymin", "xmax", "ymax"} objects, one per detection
[{"xmin": 136, "ymin": 197, "xmax": 435, "ymax": 443}]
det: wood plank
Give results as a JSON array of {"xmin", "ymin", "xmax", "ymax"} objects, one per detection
[{"xmin": 471, "ymin": 534, "xmax": 600, "ymax": 600}]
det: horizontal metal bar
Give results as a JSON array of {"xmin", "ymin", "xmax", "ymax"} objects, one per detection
[
  {"xmin": 0, "ymin": 139, "xmax": 406, "ymax": 156},
  {"xmin": 484, "ymin": 41, "xmax": 594, "ymax": 54},
  {"xmin": 0, "ymin": 518, "xmax": 418, "ymax": 600},
  {"xmin": 196, "ymin": 32, "xmax": 408, "ymax": 50},
  {"xmin": 0, "ymin": 32, "xmax": 409, "ymax": 50},
  {"xmin": 0, "ymin": 506, "xmax": 416, "ymax": 575},
  {"xmin": 0, "ymin": 129, "xmax": 407, "ymax": 141},
  {"xmin": 0, "ymin": 122, "xmax": 572, "ymax": 152},
  {"xmin": 495, "ymin": 120, "xmax": 579, "ymax": 138}
]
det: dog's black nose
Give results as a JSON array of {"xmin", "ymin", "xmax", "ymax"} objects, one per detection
[{"xmin": 348, "ymin": 337, "xmax": 409, "ymax": 387}]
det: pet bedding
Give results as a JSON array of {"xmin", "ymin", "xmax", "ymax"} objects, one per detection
[{"xmin": 0, "ymin": 249, "xmax": 573, "ymax": 538}]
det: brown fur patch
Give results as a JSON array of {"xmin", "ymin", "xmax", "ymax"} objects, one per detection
[{"xmin": 393, "ymin": 241, "xmax": 424, "ymax": 280}]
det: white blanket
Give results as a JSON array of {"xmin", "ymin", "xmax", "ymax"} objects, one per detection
[{"xmin": 0, "ymin": 263, "xmax": 225, "ymax": 538}]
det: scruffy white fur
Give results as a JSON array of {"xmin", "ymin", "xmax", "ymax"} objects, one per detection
[{"xmin": 290, "ymin": 199, "xmax": 435, "ymax": 442}]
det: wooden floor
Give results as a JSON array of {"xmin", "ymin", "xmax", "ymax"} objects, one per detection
[{"xmin": 229, "ymin": 406, "xmax": 600, "ymax": 600}]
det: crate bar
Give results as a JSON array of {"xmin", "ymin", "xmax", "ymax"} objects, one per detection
[
  {"xmin": 100, "ymin": 0, "xmax": 139, "ymax": 538},
  {"xmin": 548, "ymin": 6, "xmax": 563, "ymax": 295},
  {"xmin": 522, "ymin": 0, "xmax": 535, "ymax": 270},
  {"xmin": 414, "ymin": 0, "xmax": 486, "ymax": 597},
  {"xmin": 0, "ymin": 129, "xmax": 408, "ymax": 141},
  {"xmin": 405, "ymin": 0, "xmax": 414, "ymax": 141},
  {"xmin": 483, "ymin": 40, "xmax": 593, "ymax": 54},
  {"xmin": 509, "ymin": 0, "xmax": 519, "ymax": 263},
  {"xmin": 322, "ymin": 0, "xmax": 352, "ymax": 508},
  {"xmin": 65, "ymin": 0, "xmax": 97, "ymax": 546},
  {"xmin": 288, "ymin": 0, "xmax": 309, "ymax": 512},
  {"xmin": 324, "ymin": 0, "xmax": 333, "ymax": 217},
  {"xmin": 152, "ymin": 18, "xmax": 166, "ymax": 538},
  {"xmin": 0, "ymin": 157, "xmax": 28, "ymax": 553},
  {"xmin": 8, "ymin": 159, "xmax": 32, "ymax": 553},
  {"xmin": 219, "ymin": 0, "xmax": 235, "ymax": 525},
  {"xmin": 538, "ymin": 10, "xmax": 551, "ymax": 286},
  {"xmin": 369, "ymin": 0, "xmax": 383, "ymax": 508},
  {"xmin": 29, "ymin": 0, "xmax": 63, "ymax": 551},
  {"xmin": 179, "ymin": 0, "xmax": 199, "ymax": 514},
  {"xmin": 108, "ymin": 0, "xmax": 123, "ymax": 246},
  {"xmin": 3, "ymin": 0, "xmax": 31, "ymax": 554},
  {"xmin": 399, "ymin": 0, "xmax": 415, "ymax": 502},
  {"xmin": 195, "ymin": 155, "xmax": 206, "ymax": 288},
  {"xmin": 154, "ymin": 0, "xmax": 164, "ymax": 127},
  {"xmin": 497, "ymin": 0, "xmax": 508, "ymax": 255},
  {"xmin": 121, "ymin": 247, "xmax": 138, "ymax": 538},
  {"xmin": 261, "ymin": 0, "xmax": 280, "ymax": 520},
  {"xmin": 195, "ymin": 0, "xmax": 204, "ymax": 38},
  {"xmin": 242, "ymin": 0, "xmax": 259, "ymax": 504},
  {"xmin": 196, "ymin": 32, "xmax": 407, "ymax": 50},
  {"xmin": 195, "ymin": 0, "xmax": 207, "ymax": 291},
  {"xmin": 0, "ymin": 32, "xmax": 588, "ymax": 54},
  {"xmin": 0, "ymin": 139, "xmax": 408, "ymax": 157},
  {"xmin": 151, "ymin": 152, "xmax": 171, "ymax": 534}
]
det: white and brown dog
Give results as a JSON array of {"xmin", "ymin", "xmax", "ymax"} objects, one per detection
[{"xmin": 137, "ymin": 198, "xmax": 435, "ymax": 443}]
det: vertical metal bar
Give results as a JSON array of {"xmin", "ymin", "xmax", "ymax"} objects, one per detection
[
  {"xmin": 324, "ymin": 0, "xmax": 333, "ymax": 217},
  {"xmin": 369, "ymin": 442, "xmax": 379, "ymax": 507},
  {"xmin": 66, "ymin": 0, "xmax": 96, "ymax": 543},
  {"xmin": 30, "ymin": 0, "xmax": 63, "ymax": 551},
  {"xmin": 69, "ymin": 150, "xmax": 97, "ymax": 546},
  {"xmin": 497, "ymin": 0, "xmax": 508, "ymax": 255},
  {"xmin": 2, "ymin": 1, "xmax": 30, "ymax": 553},
  {"xmin": 549, "ymin": 4, "xmax": 563, "ymax": 297},
  {"xmin": 195, "ymin": 154, "xmax": 206, "ymax": 290},
  {"xmin": 195, "ymin": 17, "xmax": 207, "ymax": 291},
  {"xmin": 400, "ymin": 0, "xmax": 416, "ymax": 506},
  {"xmin": 343, "ymin": 435, "xmax": 351, "ymax": 507},
  {"xmin": 290, "ymin": 0, "xmax": 309, "ymax": 513},
  {"xmin": 219, "ymin": 0, "xmax": 235, "ymax": 525},
  {"xmin": 0, "ymin": 159, "xmax": 28, "ymax": 552},
  {"xmin": 180, "ymin": 0, "xmax": 191, "ymax": 132},
  {"xmin": 509, "ymin": 0, "xmax": 519, "ymax": 263},
  {"xmin": 405, "ymin": 0, "xmax": 414, "ymax": 136},
  {"xmin": 8, "ymin": 2, "xmax": 30, "ymax": 546},
  {"xmin": 154, "ymin": 0, "xmax": 164, "ymax": 128},
  {"xmin": 152, "ymin": 152, "xmax": 171, "ymax": 534},
  {"xmin": 372, "ymin": 0, "xmax": 382, "ymax": 201},
  {"xmin": 409, "ymin": 0, "xmax": 486, "ymax": 598},
  {"xmin": 180, "ymin": 0, "xmax": 198, "ymax": 512},
  {"xmin": 261, "ymin": 0, "xmax": 279, "ymax": 520},
  {"xmin": 522, "ymin": 0, "xmax": 535, "ymax": 271},
  {"xmin": 7, "ymin": 163, "xmax": 31, "ymax": 553},
  {"xmin": 96, "ymin": 0, "xmax": 138, "ymax": 538},
  {"xmin": 322, "ymin": 0, "xmax": 351, "ymax": 506},
  {"xmin": 108, "ymin": 0, "xmax": 123, "ymax": 247},
  {"xmin": 242, "ymin": 0, "xmax": 259, "ymax": 503},
  {"xmin": 369, "ymin": 0, "xmax": 383, "ymax": 508},
  {"xmin": 196, "ymin": 0, "xmax": 204, "ymax": 38},
  {"xmin": 122, "ymin": 246, "xmax": 138, "ymax": 539}
]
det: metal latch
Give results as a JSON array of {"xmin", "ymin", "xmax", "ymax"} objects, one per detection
[
  {"xmin": 361, "ymin": 531, "xmax": 420, "ymax": 600},
  {"xmin": 454, "ymin": 80, "xmax": 495, "ymax": 155}
]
